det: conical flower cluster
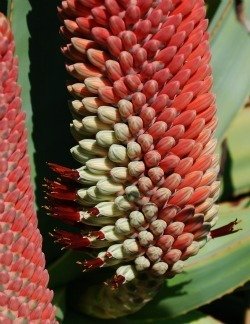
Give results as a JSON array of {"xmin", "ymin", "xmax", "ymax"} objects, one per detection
[
  {"xmin": 47, "ymin": 0, "xmax": 220, "ymax": 317},
  {"xmin": 0, "ymin": 13, "xmax": 56, "ymax": 322}
]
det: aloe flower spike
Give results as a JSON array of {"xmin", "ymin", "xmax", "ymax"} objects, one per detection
[
  {"xmin": 46, "ymin": 0, "xmax": 228, "ymax": 318},
  {"xmin": 0, "ymin": 13, "xmax": 56, "ymax": 322}
]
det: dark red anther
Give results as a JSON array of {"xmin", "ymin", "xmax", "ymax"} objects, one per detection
[
  {"xmin": 47, "ymin": 190, "xmax": 77, "ymax": 201},
  {"xmin": 47, "ymin": 163, "xmax": 79, "ymax": 181},
  {"xmin": 80, "ymin": 257, "xmax": 104, "ymax": 270},
  {"xmin": 211, "ymin": 219, "xmax": 240, "ymax": 238},
  {"xmin": 90, "ymin": 231, "xmax": 105, "ymax": 240},
  {"xmin": 109, "ymin": 275, "xmax": 125, "ymax": 289},
  {"xmin": 89, "ymin": 207, "xmax": 99, "ymax": 216}
]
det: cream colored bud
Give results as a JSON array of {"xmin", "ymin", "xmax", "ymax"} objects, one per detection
[
  {"xmin": 101, "ymin": 225, "xmax": 124, "ymax": 242},
  {"xmin": 146, "ymin": 246, "xmax": 163, "ymax": 262},
  {"xmin": 78, "ymin": 139, "xmax": 107, "ymax": 157},
  {"xmin": 114, "ymin": 123, "xmax": 132, "ymax": 142},
  {"xmin": 138, "ymin": 231, "xmax": 154, "ymax": 247},
  {"xmin": 96, "ymin": 179, "xmax": 124, "ymax": 195},
  {"xmin": 115, "ymin": 196, "xmax": 134, "ymax": 211},
  {"xmin": 135, "ymin": 256, "xmax": 150, "ymax": 271},
  {"xmin": 70, "ymin": 100, "xmax": 87, "ymax": 116},
  {"xmin": 171, "ymin": 260, "xmax": 185, "ymax": 274},
  {"xmin": 82, "ymin": 116, "xmax": 112, "ymax": 134},
  {"xmin": 86, "ymin": 157, "xmax": 115, "ymax": 174},
  {"xmin": 204, "ymin": 204, "xmax": 219, "ymax": 222},
  {"xmin": 82, "ymin": 96, "xmax": 104, "ymax": 113},
  {"xmin": 151, "ymin": 262, "xmax": 168, "ymax": 276},
  {"xmin": 70, "ymin": 145, "xmax": 94, "ymax": 165},
  {"xmin": 96, "ymin": 202, "xmax": 125, "ymax": 217},
  {"xmin": 123, "ymin": 239, "xmax": 140, "ymax": 255},
  {"xmin": 110, "ymin": 167, "xmax": 129, "ymax": 183},
  {"xmin": 127, "ymin": 141, "xmax": 142, "ymax": 160},
  {"xmin": 78, "ymin": 168, "xmax": 107, "ymax": 185},
  {"xmin": 118, "ymin": 99, "xmax": 133, "ymax": 120},
  {"xmin": 107, "ymin": 244, "xmax": 124, "ymax": 260},
  {"xmin": 86, "ymin": 186, "xmax": 114, "ymax": 202},
  {"xmin": 98, "ymin": 105, "xmax": 121, "ymax": 125},
  {"xmin": 116, "ymin": 265, "xmax": 136, "ymax": 283},
  {"xmin": 84, "ymin": 77, "xmax": 110, "ymax": 94},
  {"xmin": 129, "ymin": 211, "xmax": 146, "ymax": 230},
  {"xmin": 108, "ymin": 144, "xmax": 129, "ymax": 165},
  {"xmin": 128, "ymin": 161, "xmax": 145, "ymax": 177},
  {"xmin": 96, "ymin": 130, "xmax": 119, "ymax": 147},
  {"xmin": 149, "ymin": 220, "xmax": 167, "ymax": 236},
  {"xmin": 115, "ymin": 218, "xmax": 132, "ymax": 235},
  {"xmin": 125, "ymin": 185, "xmax": 140, "ymax": 201},
  {"xmin": 142, "ymin": 203, "xmax": 158, "ymax": 222}
]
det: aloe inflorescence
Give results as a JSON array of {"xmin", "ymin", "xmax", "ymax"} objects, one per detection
[
  {"xmin": 0, "ymin": 13, "xmax": 56, "ymax": 322},
  {"xmin": 46, "ymin": 0, "xmax": 221, "ymax": 318}
]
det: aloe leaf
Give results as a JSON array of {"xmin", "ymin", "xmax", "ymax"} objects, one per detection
[
  {"xmin": 220, "ymin": 108, "xmax": 250, "ymax": 199},
  {"xmin": 209, "ymin": 0, "xmax": 250, "ymax": 141},
  {"xmin": 128, "ymin": 198, "xmax": 250, "ymax": 320}
]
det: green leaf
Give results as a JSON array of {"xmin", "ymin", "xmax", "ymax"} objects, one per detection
[
  {"xmin": 220, "ymin": 108, "xmax": 250, "ymax": 199},
  {"xmin": 209, "ymin": 0, "xmax": 250, "ymax": 141},
  {"xmin": 53, "ymin": 287, "xmax": 66, "ymax": 323},
  {"xmin": 128, "ymin": 199, "xmax": 250, "ymax": 320}
]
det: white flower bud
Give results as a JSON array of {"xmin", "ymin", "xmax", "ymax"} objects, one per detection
[
  {"xmin": 125, "ymin": 185, "xmax": 140, "ymax": 201},
  {"xmin": 78, "ymin": 168, "xmax": 107, "ymax": 185},
  {"xmin": 142, "ymin": 203, "xmax": 158, "ymax": 222},
  {"xmin": 96, "ymin": 202, "xmax": 125, "ymax": 217},
  {"xmin": 114, "ymin": 123, "xmax": 132, "ymax": 142},
  {"xmin": 146, "ymin": 246, "xmax": 163, "ymax": 262},
  {"xmin": 129, "ymin": 211, "xmax": 146, "ymax": 230},
  {"xmin": 108, "ymin": 144, "xmax": 129, "ymax": 165},
  {"xmin": 135, "ymin": 256, "xmax": 150, "ymax": 271},
  {"xmin": 86, "ymin": 157, "xmax": 115, "ymax": 174},
  {"xmin": 128, "ymin": 161, "xmax": 145, "ymax": 177},
  {"xmin": 110, "ymin": 167, "xmax": 129, "ymax": 183},
  {"xmin": 171, "ymin": 260, "xmax": 185, "ymax": 274},
  {"xmin": 127, "ymin": 141, "xmax": 142, "ymax": 160},
  {"xmin": 82, "ymin": 116, "xmax": 112, "ymax": 133},
  {"xmin": 98, "ymin": 105, "xmax": 121, "ymax": 125},
  {"xmin": 149, "ymin": 220, "xmax": 167, "ymax": 236},
  {"xmin": 70, "ymin": 145, "xmax": 94, "ymax": 165},
  {"xmin": 151, "ymin": 262, "xmax": 168, "ymax": 276},
  {"xmin": 123, "ymin": 239, "xmax": 140, "ymax": 255},
  {"xmin": 115, "ymin": 218, "xmax": 132, "ymax": 235},
  {"xmin": 78, "ymin": 139, "xmax": 107, "ymax": 157},
  {"xmin": 115, "ymin": 196, "xmax": 134, "ymax": 211},
  {"xmin": 96, "ymin": 130, "xmax": 119, "ymax": 147},
  {"xmin": 138, "ymin": 231, "xmax": 154, "ymax": 247},
  {"xmin": 116, "ymin": 265, "xmax": 136, "ymax": 283},
  {"xmin": 96, "ymin": 179, "xmax": 123, "ymax": 195}
]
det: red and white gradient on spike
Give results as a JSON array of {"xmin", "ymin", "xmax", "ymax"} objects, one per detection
[
  {"xmin": 0, "ymin": 13, "xmax": 56, "ymax": 322},
  {"xmin": 47, "ymin": 0, "xmax": 220, "ymax": 288}
]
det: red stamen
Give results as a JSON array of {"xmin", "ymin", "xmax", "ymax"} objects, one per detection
[
  {"xmin": 47, "ymin": 190, "xmax": 77, "ymax": 201},
  {"xmin": 52, "ymin": 230, "xmax": 91, "ymax": 249},
  {"xmin": 45, "ymin": 204, "xmax": 80, "ymax": 223},
  {"xmin": 47, "ymin": 162, "xmax": 79, "ymax": 181},
  {"xmin": 211, "ymin": 219, "xmax": 240, "ymax": 238},
  {"xmin": 80, "ymin": 257, "xmax": 104, "ymax": 270},
  {"xmin": 109, "ymin": 275, "xmax": 125, "ymax": 289}
]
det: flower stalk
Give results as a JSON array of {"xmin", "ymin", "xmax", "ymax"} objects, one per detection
[
  {"xmin": 0, "ymin": 13, "xmax": 56, "ymax": 322},
  {"xmin": 47, "ymin": 0, "xmax": 221, "ymax": 318}
]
